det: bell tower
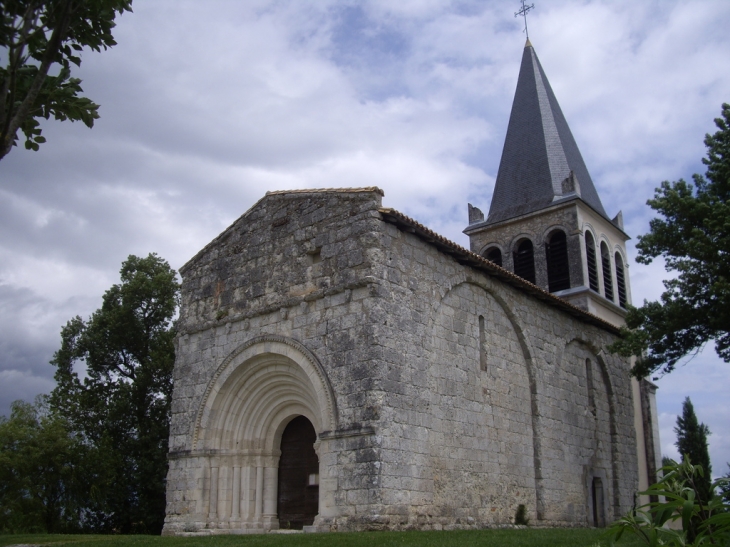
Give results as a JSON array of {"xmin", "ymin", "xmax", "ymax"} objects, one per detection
[{"xmin": 465, "ymin": 40, "xmax": 631, "ymax": 326}]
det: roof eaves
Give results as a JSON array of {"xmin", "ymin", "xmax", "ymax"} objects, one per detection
[
  {"xmin": 379, "ymin": 207, "xmax": 620, "ymax": 334},
  {"xmin": 465, "ymin": 196, "xmax": 630, "ymax": 240},
  {"xmin": 179, "ymin": 193, "xmax": 270, "ymax": 275},
  {"xmin": 266, "ymin": 187, "xmax": 384, "ymax": 197}
]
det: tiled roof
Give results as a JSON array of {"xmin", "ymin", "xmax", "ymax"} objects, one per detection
[
  {"xmin": 379, "ymin": 207, "xmax": 619, "ymax": 334},
  {"xmin": 484, "ymin": 42, "xmax": 609, "ymax": 225},
  {"xmin": 266, "ymin": 187, "xmax": 384, "ymax": 196}
]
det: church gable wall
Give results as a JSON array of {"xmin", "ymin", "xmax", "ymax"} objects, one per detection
[
  {"xmin": 165, "ymin": 190, "xmax": 391, "ymax": 533},
  {"xmin": 170, "ymin": 189, "xmax": 386, "ymax": 449}
]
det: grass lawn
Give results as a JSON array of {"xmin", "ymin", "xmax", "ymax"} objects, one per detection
[{"xmin": 0, "ymin": 529, "xmax": 643, "ymax": 547}]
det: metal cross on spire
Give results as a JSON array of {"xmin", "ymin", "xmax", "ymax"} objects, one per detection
[{"xmin": 515, "ymin": 0, "xmax": 535, "ymax": 39}]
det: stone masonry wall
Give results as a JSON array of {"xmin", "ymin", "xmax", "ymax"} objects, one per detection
[
  {"xmin": 348, "ymin": 217, "xmax": 638, "ymax": 530},
  {"xmin": 164, "ymin": 190, "xmax": 638, "ymax": 533},
  {"xmin": 165, "ymin": 190, "xmax": 389, "ymax": 533}
]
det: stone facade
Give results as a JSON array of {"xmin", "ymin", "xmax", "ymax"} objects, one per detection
[{"xmin": 163, "ymin": 187, "xmax": 639, "ymax": 534}]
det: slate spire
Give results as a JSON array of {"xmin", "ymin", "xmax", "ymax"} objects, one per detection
[{"xmin": 485, "ymin": 41, "xmax": 608, "ymax": 224}]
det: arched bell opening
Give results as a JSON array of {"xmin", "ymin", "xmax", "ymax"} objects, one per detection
[
  {"xmin": 585, "ymin": 231, "xmax": 599, "ymax": 293},
  {"xmin": 513, "ymin": 238, "xmax": 536, "ymax": 284},
  {"xmin": 614, "ymin": 252, "xmax": 627, "ymax": 308},
  {"xmin": 545, "ymin": 230, "xmax": 570, "ymax": 293},
  {"xmin": 277, "ymin": 416, "xmax": 319, "ymax": 530},
  {"xmin": 484, "ymin": 246, "xmax": 503, "ymax": 267},
  {"xmin": 600, "ymin": 242, "xmax": 613, "ymax": 301}
]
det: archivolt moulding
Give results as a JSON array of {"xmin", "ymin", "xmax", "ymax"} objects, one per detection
[{"xmin": 192, "ymin": 335, "xmax": 338, "ymax": 450}]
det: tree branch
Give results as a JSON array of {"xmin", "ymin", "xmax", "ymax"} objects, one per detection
[{"xmin": 0, "ymin": 0, "xmax": 74, "ymax": 159}]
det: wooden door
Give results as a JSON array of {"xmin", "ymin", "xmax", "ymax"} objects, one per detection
[{"xmin": 277, "ymin": 416, "xmax": 319, "ymax": 529}]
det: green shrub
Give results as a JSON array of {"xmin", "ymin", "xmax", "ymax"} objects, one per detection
[{"xmin": 606, "ymin": 456, "xmax": 730, "ymax": 546}]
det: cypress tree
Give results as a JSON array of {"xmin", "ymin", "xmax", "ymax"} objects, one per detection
[{"xmin": 674, "ymin": 397, "xmax": 713, "ymax": 503}]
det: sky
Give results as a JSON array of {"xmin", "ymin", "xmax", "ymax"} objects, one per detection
[{"xmin": 1, "ymin": 0, "xmax": 729, "ymax": 476}]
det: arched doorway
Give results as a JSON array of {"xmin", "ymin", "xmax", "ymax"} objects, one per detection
[
  {"xmin": 591, "ymin": 477, "xmax": 606, "ymax": 527},
  {"xmin": 277, "ymin": 416, "xmax": 319, "ymax": 530},
  {"xmin": 190, "ymin": 336, "xmax": 337, "ymax": 532}
]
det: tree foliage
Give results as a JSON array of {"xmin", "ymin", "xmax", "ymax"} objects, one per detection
[
  {"xmin": 50, "ymin": 253, "xmax": 179, "ymax": 534},
  {"xmin": 675, "ymin": 398, "xmax": 713, "ymax": 509},
  {"xmin": 0, "ymin": 0, "xmax": 132, "ymax": 160},
  {"xmin": 610, "ymin": 103, "xmax": 730, "ymax": 378},
  {"xmin": 720, "ymin": 465, "xmax": 730, "ymax": 505},
  {"xmin": 0, "ymin": 396, "xmax": 89, "ymax": 533}
]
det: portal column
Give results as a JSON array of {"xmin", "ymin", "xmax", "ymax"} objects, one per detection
[
  {"xmin": 241, "ymin": 465, "xmax": 252, "ymax": 525},
  {"xmin": 208, "ymin": 466, "xmax": 219, "ymax": 523},
  {"xmin": 231, "ymin": 465, "xmax": 241, "ymax": 523},
  {"xmin": 262, "ymin": 465, "xmax": 279, "ymax": 528},
  {"xmin": 254, "ymin": 465, "xmax": 264, "ymax": 524}
]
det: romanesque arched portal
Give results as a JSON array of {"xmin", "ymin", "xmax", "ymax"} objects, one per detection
[{"xmin": 192, "ymin": 335, "xmax": 337, "ymax": 531}]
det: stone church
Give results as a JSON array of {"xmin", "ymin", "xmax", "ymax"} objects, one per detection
[{"xmin": 162, "ymin": 41, "xmax": 662, "ymax": 534}]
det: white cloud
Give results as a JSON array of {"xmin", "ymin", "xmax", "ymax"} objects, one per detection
[
  {"xmin": 1, "ymin": 0, "xmax": 729, "ymax": 471},
  {"xmin": 0, "ymin": 370, "xmax": 56, "ymax": 408}
]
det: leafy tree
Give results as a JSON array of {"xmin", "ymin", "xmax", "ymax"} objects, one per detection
[
  {"xmin": 610, "ymin": 104, "xmax": 730, "ymax": 378},
  {"xmin": 0, "ymin": 396, "xmax": 89, "ymax": 533},
  {"xmin": 675, "ymin": 397, "xmax": 713, "ymax": 506},
  {"xmin": 0, "ymin": 0, "xmax": 133, "ymax": 160},
  {"xmin": 50, "ymin": 253, "xmax": 179, "ymax": 534}
]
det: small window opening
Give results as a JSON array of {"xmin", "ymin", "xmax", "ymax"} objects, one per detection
[
  {"xmin": 585, "ymin": 359, "xmax": 596, "ymax": 418},
  {"xmin": 479, "ymin": 315, "xmax": 487, "ymax": 372},
  {"xmin": 546, "ymin": 230, "xmax": 571, "ymax": 292},
  {"xmin": 615, "ymin": 252, "xmax": 627, "ymax": 308},
  {"xmin": 308, "ymin": 473, "xmax": 319, "ymax": 486},
  {"xmin": 585, "ymin": 232, "xmax": 599, "ymax": 292},
  {"xmin": 308, "ymin": 248, "xmax": 322, "ymax": 265},
  {"xmin": 513, "ymin": 239, "xmax": 536, "ymax": 284},
  {"xmin": 600, "ymin": 242, "xmax": 613, "ymax": 301},
  {"xmin": 485, "ymin": 247, "xmax": 502, "ymax": 267}
]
